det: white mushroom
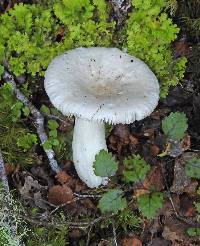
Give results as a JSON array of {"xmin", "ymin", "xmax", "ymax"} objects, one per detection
[{"xmin": 44, "ymin": 47, "xmax": 159, "ymax": 188}]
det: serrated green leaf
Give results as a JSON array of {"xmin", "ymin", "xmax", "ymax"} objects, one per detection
[
  {"xmin": 49, "ymin": 129, "xmax": 57, "ymax": 138},
  {"xmin": 185, "ymin": 157, "xmax": 200, "ymax": 179},
  {"xmin": 137, "ymin": 192, "xmax": 164, "ymax": 219},
  {"xmin": 187, "ymin": 227, "xmax": 200, "ymax": 237},
  {"xmin": 22, "ymin": 106, "xmax": 30, "ymax": 116},
  {"xmin": 98, "ymin": 189, "xmax": 127, "ymax": 214},
  {"xmin": 123, "ymin": 154, "xmax": 150, "ymax": 183},
  {"xmin": 40, "ymin": 104, "xmax": 50, "ymax": 115},
  {"xmin": 162, "ymin": 112, "xmax": 188, "ymax": 140},
  {"xmin": 43, "ymin": 140, "xmax": 52, "ymax": 150},
  {"xmin": 93, "ymin": 150, "xmax": 118, "ymax": 177},
  {"xmin": 48, "ymin": 119, "xmax": 59, "ymax": 130},
  {"xmin": 52, "ymin": 139, "xmax": 59, "ymax": 146}
]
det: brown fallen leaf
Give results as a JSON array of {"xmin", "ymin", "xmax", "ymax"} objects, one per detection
[
  {"xmin": 162, "ymin": 217, "xmax": 192, "ymax": 245},
  {"xmin": 5, "ymin": 163, "xmax": 15, "ymax": 175},
  {"xmin": 170, "ymin": 152, "xmax": 198, "ymax": 195},
  {"xmin": 129, "ymin": 134, "xmax": 139, "ymax": 146},
  {"xmin": 143, "ymin": 128, "xmax": 154, "ymax": 137},
  {"xmin": 113, "ymin": 124, "xmax": 130, "ymax": 141},
  {"xmin": 122, "ymin": 237, "xmax": 142, "ymax": 246},
  {"xmin": 48, "ymin": 184, "xmax": 73, "ymax": 205},
  {"xmin": 181, "ymin": 134, "xmax": 191, "ymax": 151},
  {"xmin": 56, "ymin": 170, "xmax": 71, "ymax": 185},
  {"xmin": 69, "ymin": 228, "xmax": 82, "ymax": 239},
  {"xmin": 135, "ymin": 164, "xmax": 164, "ymax": 197},
  {"xmin": 173, "ymin": 39, "xmax": 190, "ymax": 58},
  {"xmin": 19, "ymin": 175, "xmax": 46, "ymax": 199},
  {"xmin": 147, "ymin": 237, "xmax": 171, "ymax": 246},
  {"xmin": 150, "ymin": 145, "xmax": 160, "ymax": 157}
]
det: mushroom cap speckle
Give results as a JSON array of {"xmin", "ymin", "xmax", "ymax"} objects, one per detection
[{"xmin": 44, "ymin": 47, "xmax": 159, "ymax": 124}]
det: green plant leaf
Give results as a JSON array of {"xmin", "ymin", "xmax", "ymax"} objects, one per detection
[
  {"xmin": 22, "ymin": 106, "xmax": 30, "ymax": 116},
  {"xmin": 162, "ymin": 112, "xmax": 188, "ymax": 140},
  {"xmin": 187, "ymin": 227, "xmax": 200, "ymax": 237},
  {"xmin": 17, "ymin": 133, "xmax": 37, "ymax": 151},
  {"xmin": 93, "ymin": 150, "xmax": 118, "ymax": 177},
  {"xmin": 40, "ymin": 104, "xmax": 50, "ymax": 115},
  {"xmin": 123, "ymin": 154, "xmax": 150, "ymax": 183},
  {"xmin": 43, "ymin": 140, "xmax": 52, "ymax": 150},
  {"xmin": 48, "ymin": 119, "xmax": 59, "ymax": 130},
  {"xmin": 98, "ymin": 189, "xmax": 127, "ymax": 214},
  {"xmin": 185, "ymin": 157, "xmax": 200, "ymax": 179},
  {"xmin": 49, "ymin": 129, "xmax": 58, "ymax": 138},
  {"xmin": 137, "ymin": 192, "xmax": 164, "ymax": 219},
  {"xmin": 52, "ymin": 139, "xmax": 59, "ymax": 146}
]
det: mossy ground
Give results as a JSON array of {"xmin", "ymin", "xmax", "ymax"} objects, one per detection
[{"xmin": 0, "ymin": 0, "xmax": 200, "ymax": 245}]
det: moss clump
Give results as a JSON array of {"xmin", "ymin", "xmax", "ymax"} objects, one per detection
[
  {"xmin": 126, "ymin": 0, "xmax": 187, "ymax": 98},
  {"xmin": 0, "ymin": 0, "xmax": 186, "ymax": 97},
  {"xmin": 0, "ymin": 83, "xmax": 36, "ymax": 166}
]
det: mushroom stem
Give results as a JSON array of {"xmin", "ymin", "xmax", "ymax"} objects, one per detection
[{"xmin": 72, "ymin": 118, "xmax": 108, "ymax": 188}]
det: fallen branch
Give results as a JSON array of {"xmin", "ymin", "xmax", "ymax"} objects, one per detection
[
  {"xmin": 3, "ymin": 71, "xmax": 61, "ymax": 173},
  {"xmin": 0, "ymin": 149, "xmax": 9, "ymax": 193}
]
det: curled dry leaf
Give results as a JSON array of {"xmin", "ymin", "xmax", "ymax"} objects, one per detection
[
  {"xmin": 122, "ymin": 237, "xmax": 142, "ymax": 246},
  {"xmin": 48, "ymin": 184, "xmax": 73, "ymax": 205},
  {"xmin": 56, "ymin": 170, "xmax": 71, "ymax": 185}
]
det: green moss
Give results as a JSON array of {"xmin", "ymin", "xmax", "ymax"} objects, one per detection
[
  {"xmin": 126, "ymin": 0, "xmax": 187, "ymax": 98},
  {"xmin": 0, "ymin": 84, "xmax": 36, "ymax": 166},
  {"xmin": 0, "ymin": 0, "xmax": 186, "ymax": 97}
]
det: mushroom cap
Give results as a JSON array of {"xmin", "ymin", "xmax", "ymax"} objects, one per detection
[{"xmin": 44, "ymin": 47, "xmax": 159, "ymax": 124}]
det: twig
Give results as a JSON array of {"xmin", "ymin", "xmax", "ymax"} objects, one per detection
[
  {"xmin": 2, "ymin": 71, "xmax": 61, "ymax": 173},
  {"xmin": 112, "ymin": 222, "xmax": 118, "ymax": 246},
  {"xmin": 74, "ymin": 192, "xmax": 101, "ymax": 199},
  {"xmin": 0, "ymin": 149, "xmax": 9, "ymax": 193},
  {"xmin": 86, "ymin": 216, "xmax": 103, "ymax": 246}
]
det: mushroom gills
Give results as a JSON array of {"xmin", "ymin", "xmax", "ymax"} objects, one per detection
[{"xmin": 72, "ymin": 117, "xmax": 108, "ymax": 188}]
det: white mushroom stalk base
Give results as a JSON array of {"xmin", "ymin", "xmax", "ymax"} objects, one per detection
[{"xmin": 72, "ymin": 118, "xmax": 108, "ymax": 188}]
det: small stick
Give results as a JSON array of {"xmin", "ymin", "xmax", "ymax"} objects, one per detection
[
  {"xmin": 112, "ymin": 222, "xmax": 118, "ymax": 246},
  {"xmin": 3, "ymin": 71, "xmax": 61, "ymax": 173},
  {"xmin": 0, "ymin": 149, "xmax": 9, "ymax": 193}
]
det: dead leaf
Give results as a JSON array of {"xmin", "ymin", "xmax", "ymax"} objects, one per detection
[
  {"xmin": 150, "ymin": 145, "xmax": 160, "ymax": 157},
  {"xmin": 174, "ymin": 39, "xmax": 190, "ymax": 58},
  {"xmin": 170, "ymin": 153, "xmax": 198, "ymax": 195},
  {"xmin": 56, "ymin": 170, "xmax": 71, "ymax": 185},
  {"xmin": 179, "ymin": 195, "xmax": 196, "ymax": 217},
  {"xmin": 147, "ymin": 237, "xmax": 171, "ymax": 246},
  {"xmin": 143, "ymin": 128, "xmax": 154, "ymax": 137},
  {"xmin": 181, "ymin": 134, "xmax": 191, "ymax": 151},
  {"xmin": 34, "ymin": 191, "xmax": 49, "ymax": 210},
  {"xmin": 113, "ymin": 124, "xmax": 130, "ymax": 141},
  {"xmin": 129, "ymin": 135, "xmax": 139, "ymax": 146},
  {"xmin": 19, "ymin": 175, "xmax": 46, "ymax": 199},
  {"xmin": 162, "ymin": 217, "xmax": 192, "ymax": 245},
  {"xmin": 5, "ymin": 163, "xmax": 15, "ymax": 174},
  {"xmin": 135, "ymin": 164, "xmax": 164, "ymax": 197},
  {"xmin": 69, "ymin": 228, "xmax": 81, "ymax": 238},
  {"xmin": 48, "ymin": 184, "xmax": 73, "ymax": 205},
  {"xmin": 122, "ymin": 237, "xmax": 142, "ymax": 246},
  {"xmin": 166, "ymin": 135, "xmax": 191, "ymax": 158}
]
